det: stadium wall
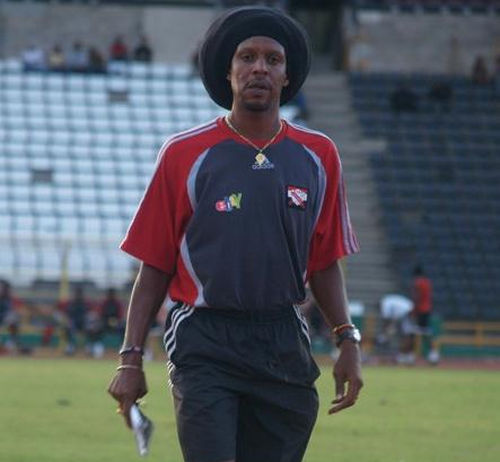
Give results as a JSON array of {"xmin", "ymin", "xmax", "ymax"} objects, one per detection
[
  {"xmin": 0, "ymin": 2, "xmax": 214, "ymax": 63},
  {"xmin": 346, "ymin": 10, "xmax": 500, "ymax": 74}
]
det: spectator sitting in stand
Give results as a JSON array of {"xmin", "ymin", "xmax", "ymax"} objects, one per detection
[
  {"xmin": 390, "ymin": 83, "xmax": 418, "ymax": 113},
  {"xmin": 66, "ymin": 41, "xmax": 89, "ymax": 73},
  {"xmin": 88, "ymin": 46, "xmax": 106, "ymax": 74},
  {"xmin": 133, "ymin": 36, "xmax": 153, "ymax": 62},
  {"xmin": 21, "ymin": 44, "xmax": 46, "ymax": 71},
  {"xmin": 0, "ymin": 280, "xmax": 22, "ymax": 353},
  {"xmin": 471, "ymin": 55, "xmax": 490, "ymax": 85},
  {"xmin": 60, "ymin": 285, "xmax": 92, "ymax": 355},
  {"xmin": 428, "ymin": 80, "xmax": 453, "ymax": 112},
  {"xmin": 110, "ymin": 35, "xmax": 129, "ymax": 62},
  {"xmin": 48, "ymin": 44, "xmax": 66, "ymax": 72},
  {"xmin": 85, "ymin": 306, "xmax": 104, "ymax": 358},
  {"xmin": 99, "ymin": 287, "xmax": 124, "ymax": 338}
]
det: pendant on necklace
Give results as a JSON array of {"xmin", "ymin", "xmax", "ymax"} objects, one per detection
[{"xmin": 255, "ymin": 152, "xmax": 266, "ymax": 164}]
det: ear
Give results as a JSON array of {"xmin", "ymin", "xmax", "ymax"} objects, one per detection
[
  {"xmin": 283, "ymin": 75, "xmax": 289, "ymax": 87},
  {"xmin": 227, "ymin": 69, "xmax": 232, "ymax": 82}
]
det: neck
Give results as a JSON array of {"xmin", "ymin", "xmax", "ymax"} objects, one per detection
[{"xmin": 228, "ymin": 107, "xmax": 281, "ymax": 140}]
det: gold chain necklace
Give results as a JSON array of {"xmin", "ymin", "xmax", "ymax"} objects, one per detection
[{"xmin": 225, "ymin": 115, "xmax": 283, "ymax": 157}]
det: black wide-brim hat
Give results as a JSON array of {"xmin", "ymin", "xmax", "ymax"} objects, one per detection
[{"xmin": 198, "ymin": 6, "xmax": 311, "ymax": 110}]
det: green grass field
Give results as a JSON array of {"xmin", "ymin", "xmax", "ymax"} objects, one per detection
[{"xmin": 1, "ymin": 358, "xmax": 499, "ymax": 462}]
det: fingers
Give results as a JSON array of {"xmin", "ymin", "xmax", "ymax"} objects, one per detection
[
  {"xmin": 117, "ymin": 399, "xmax": 134, "ymax": 429},
  {"xmin": 107, "ymin": 370, "xmax": 148, "ymax": 429},
  {"xmin": 329, "ymin": 377, "xmax": 363, "ymax": 415},
  {"xmin": 334, "ymin": 374, "xmax": 345, "ymax": 403}
]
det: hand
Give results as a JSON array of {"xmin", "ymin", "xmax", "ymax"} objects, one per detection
[
  {"xmin": 107, "ymin": 367, "xmax": 148, "ymax": 428},
  {"xmin": 329, "ymin": 341, "xmax": 363, "ymax": 414}
]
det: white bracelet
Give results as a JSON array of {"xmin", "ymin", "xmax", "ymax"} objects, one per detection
[{"xmin": 116, "ymin": 364, "xmax": 143, "ymax": 372}]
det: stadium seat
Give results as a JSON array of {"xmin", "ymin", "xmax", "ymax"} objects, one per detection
[{"xmin": 351, "ymin": 72, "xmax": 499, "ymax": 319}]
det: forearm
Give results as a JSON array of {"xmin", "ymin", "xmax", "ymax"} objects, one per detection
[
  {"xmin": 309, "ymin": 260, "xmax": 351, "ymax": 329},
  {"xmin": 122, "ymin": 263, "xmax": 171, "ymax": 353}
]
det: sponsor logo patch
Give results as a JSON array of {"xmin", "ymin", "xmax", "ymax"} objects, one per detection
[
  {"xmin": 252, "ymin": 152, "xmax": 274, "ymax": 170},
  {"xmin": 287, "ymin": 185, "xmax": 308, "ymax": 210},
  {"xmin": 215, "ymin": 192, "xmax": 242, "ymax": 212}
]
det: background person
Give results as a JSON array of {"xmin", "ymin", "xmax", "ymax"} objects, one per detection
[
  {"xmin": 410, "ymin": 265, "xmax": 439, "ymax": 364},
  {"xmin": 471, "ymin": 55, "xmax": 490, "ymax": 85},
  {"xmin": 0, "ymin": 280, "xmax": 22, "ymax": 352},
  {"xmin": 100, "ymin": 287, "xmax": 124, "ymax": 338},
  {"xmin": 21, "ymin": 44, "xmax": 46, "ymax": 71},
  {"xmin": 60, "ymin": 285, "xmax": 91, "ymax": 355},
  {"xmin": 66, "ymin": 41, "xmax": 89, "ymax": 73},
  {"xmin": 48, "ymin": 44, "xmax": 66, "ymax": 72},
  {"xmin": 133, "ymin": 36, "xmax": 153, "ymax": 62},
  {"xmin": 110, "ymin": 35, "xmax": 129, "ymax": 61}
]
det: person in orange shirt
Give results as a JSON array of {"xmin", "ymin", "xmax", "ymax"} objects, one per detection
[
  {"xmin": 412, "ymin": 265, "xmax": 432, "ymax": 331},
  {"xmin": 411, "ymin": 265, "xmax": 439, "ymax": 364}
]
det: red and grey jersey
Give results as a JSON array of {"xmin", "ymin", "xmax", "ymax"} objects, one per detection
[{"xmin": 121, "ymin": 117, "xmax": 359, "ymax": 311}]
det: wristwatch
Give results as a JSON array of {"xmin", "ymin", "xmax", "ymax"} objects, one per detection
[{"xmin": 335, "ymin": 327, "xmax": 362, "ymax": 347}]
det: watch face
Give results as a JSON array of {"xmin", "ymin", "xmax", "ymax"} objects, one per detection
[{"xmin": 337, "ymin": 328, "xmax": 361, "ymax": 347}]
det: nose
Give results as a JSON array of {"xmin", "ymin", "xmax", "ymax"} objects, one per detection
[{"xmin": 251, "ymin": 56, "xmax": 268, "ymax": 74}]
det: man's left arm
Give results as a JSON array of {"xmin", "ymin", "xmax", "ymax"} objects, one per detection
[{"xmin": 309, "ymin": 260, "xmax": 363, "ymax": 414}]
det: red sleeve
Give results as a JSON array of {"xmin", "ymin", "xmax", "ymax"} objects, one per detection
[
  {"xmin": 307, "ymin": 142, "xmax": 359, "ymax": 274},
  {"xmin": 120, "ymin": 145, "xmax": 189, "ymax": 274}
]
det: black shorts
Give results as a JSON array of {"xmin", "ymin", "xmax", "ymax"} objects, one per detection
[
  {"xmin": 164, "ymin": 304, "xmax": 320, "ymax": 462},
  {"xmin": 416, "ymin": 313, "xmax": 430, "ymax": 329}
]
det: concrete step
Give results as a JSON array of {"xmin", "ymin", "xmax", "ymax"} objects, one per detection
[
  {"xmin": 306, "ymin": 93, "xmax": 352, "ymax": 105},
  {"xmin": 305, "ymin": 74, "xmax": 347, "ymax": 90},
  {"xmin": 304, "ymin": 70, "xmax": 401, "ymax": 307}
]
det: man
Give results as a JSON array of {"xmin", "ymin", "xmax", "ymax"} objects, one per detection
[
  {"xmin": 108, "ymin": 7, "xmax": 363, "ymax": 462},
  {"xmin": 412, "ymin": 265, "xmax": 432, "ymax": 332},
  {"xmin": 377, "ymin": 293, "xmax": 415, "ymax": 363},
  {"xmin": 61, "ymin": 285, "xmax": 90, "ymax": 355},
  {"xmin": 410, "ymin": 265, "xmax": 439, "ymax": 364},
  {"xmin": 100, "ymin": 287, "xmax": 124, "ymax": 336},
  {"xmin": 133, "ymin": 36, "xmax": 154, "ymax": 63}
]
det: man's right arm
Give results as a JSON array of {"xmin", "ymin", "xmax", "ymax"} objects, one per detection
[{"xmin": 107, "ymin": 262, "xmax": 171, "ymax": 428}]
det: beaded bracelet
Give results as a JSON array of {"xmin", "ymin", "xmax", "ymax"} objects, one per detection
[{"xmin": 332, "ymin": 323, "xmax": 355, "ymax": 335}]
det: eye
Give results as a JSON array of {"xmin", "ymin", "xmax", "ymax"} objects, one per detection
[
  {"xmin": 240, "ymin": 53, "xmax": 254, "ymax": 63},
  {"xmin": 268, "ymin": 54, "xmax": 283, "ymax": 65}
]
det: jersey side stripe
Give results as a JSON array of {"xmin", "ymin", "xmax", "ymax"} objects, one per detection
[
  {"xmin": 187, "ymin": 148, "xmax": 210, "ymax": 211},
  {"xmin": 179, "ymin": 234, "xmax": 207, "ymax": 307},
  {"xmin": 302, "ymin": 144, "xmax": 327, "ymax": 233},
  {"xmin": 338, "ymin": 172, "xmax": 359, "ymax": 254}
]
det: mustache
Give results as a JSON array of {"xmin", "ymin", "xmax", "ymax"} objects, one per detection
[{"xmin": 245, "ymin": 80, "xmax": 271, "ymax": 90}]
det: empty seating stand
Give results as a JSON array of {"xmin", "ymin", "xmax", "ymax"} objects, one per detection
[
  {"xmin": 350, "ymin": 72, "xmax": 500, "ymax": 320},
  {"xmin": 0, "ymin": 60, "xmax": 298, "ymax": 287}
]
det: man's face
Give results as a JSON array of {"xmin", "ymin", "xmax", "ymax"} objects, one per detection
[{"xmin": 227, "ymin": 36, "xmax": 289, "ymax": 112}]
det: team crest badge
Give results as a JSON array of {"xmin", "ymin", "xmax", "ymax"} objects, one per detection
[{"xmin": 287, "ymin": 185, "xmax": 308, "ymax": 210}]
